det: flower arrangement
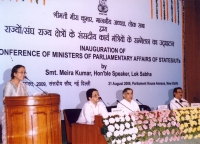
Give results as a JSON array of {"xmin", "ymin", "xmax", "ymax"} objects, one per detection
[
  {"xmin": 102, "ymin": 113, "xmax": 139, "ymax": 144},
  {"xmin": 131, "ymin": 110, "xmax": 182, "ymax": 143},
  {"xmin": 102, "ymin": 110, "xmax": 182, "ymax": 144},
  {"xmin": 173, "ymin": 107, "xmax": 200, "ymax": 139}
]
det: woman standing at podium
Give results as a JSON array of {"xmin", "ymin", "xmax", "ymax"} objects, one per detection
[
  {"xmin": 3, "ymin": 64, "xmax": 28, "ymax": 97},
  {"xmin": 2, "ymin": 65, "xmax": 28, "ymax": 144}
]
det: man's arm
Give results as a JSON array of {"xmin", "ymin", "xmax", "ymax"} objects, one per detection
[
  {"xmin": 83, "ymin": 103, "xmax": 93, "ymax": 123},
  {"xmin": 135, "ymin": 103, "xmax": 140, "ymax": 111},
  {"xmin": 99, "ymin": 102, "xmax": 108, "ymax": 115},
  {"xmin": 170, "ymin": 100, "xmax": 179, "ymax": 110},
  {"xmin": 182, "ymin": 99, "xmax": 190, "ymax": 107}
]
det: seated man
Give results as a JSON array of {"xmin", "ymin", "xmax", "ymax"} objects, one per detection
[
  {"xmin": 76, "ymin": 88, "xmax": 108, "ymax": 124},
  {"xmin": 170, "ymin": 87, "xmax": 190, "ymax": 109},
  {"xmin": 117, "ymin": 88, "xmax": 140, "ymax": 114}
]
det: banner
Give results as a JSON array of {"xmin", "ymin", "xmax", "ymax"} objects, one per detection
[{"xmin": 0, "ymin": 0, "xmax": 182, "ymax": 111}]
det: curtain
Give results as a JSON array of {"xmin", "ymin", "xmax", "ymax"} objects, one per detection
[{"xmin": 184, "ymin": 0, "xmax": 200, "ymax": 103}]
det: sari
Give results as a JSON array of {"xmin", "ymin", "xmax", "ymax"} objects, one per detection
[{"xmin": 2, "ymin": 81, "xmax": 28, "ymax": 144}]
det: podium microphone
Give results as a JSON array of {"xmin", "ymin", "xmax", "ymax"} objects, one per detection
[
  {"xmin": 99, "ymin": 97, "xmax": 107, "ymax": 106},
  {"xmin": 25, "ymin": 76, "xmax": 48, "ymax": 95},
  {"xmin": 180, "ymin": 99, "xmax": 189, "ymax": 107},
  {"xmin": 180, "ymin": 99, "xmax": 187, "ymax": 103},
  {"xmin": 175, "ymin": 100, "xmax": 183, "ymax": 107},
  {"xmin": 136, "ymin": 99, "xmax": 143, "ymax": 105},
  {"xmin": 116, "ymin": 100, "xmax": 134, "ymax": 112}
]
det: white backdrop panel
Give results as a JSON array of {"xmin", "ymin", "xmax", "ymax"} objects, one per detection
[{"xmin": 0, "ymin": 0, "xmax": 182, "ymax": 111}]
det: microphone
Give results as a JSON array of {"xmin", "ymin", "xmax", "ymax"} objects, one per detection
[
  {"xmin": 136, "ymin": 99, "xmax": 143, "ymax": 105},
  {"xmin": 175, "ymin": 100, "xmax": 183, "ymax": 107},
  {"xmin": 99, "ymin": 97, "xmax": 107, "ymax": 106},
  {"xmin": 180, "ymin": 99, "xmax": 187, "ymax": 103},
  {"xmin": 25, "ymin": 76, "xmax": 48, "ymax": 95},
  {"xmin": 116, "ymin": 100, "xmax": 134, "ymax": 112}
]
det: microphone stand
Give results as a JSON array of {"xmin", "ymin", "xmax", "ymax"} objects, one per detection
[
  {"xmin": 25, "ymin": 77, "xmax": 48, "ymax": 95},
  {"xmin": 136, "ymin": 99, "xmax": 143, "ymax": 105},
  {"xmin": 99, "ymin": 97, "xmax": 107, "ymax": 106},
  {"xmin": 180, "ymin": 99, "xmax": 187, "ymax": 103},
  {"xmin": 116, "ymin": 100, "xmax": 134, "ymax": 112},
  {"xmin": 175, "ymin": 100, "xmax": 183, "ymax": 107}
]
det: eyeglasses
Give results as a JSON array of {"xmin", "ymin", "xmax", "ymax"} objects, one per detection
[
  {"xmin": 92, "ymin": 95, "xmax": 100, "ymax": 98},
  {"xmin": 17, "ymin": 71, "xmax": 27, "ymax": 75}
]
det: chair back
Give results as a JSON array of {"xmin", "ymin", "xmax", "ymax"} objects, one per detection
[
  {"xmin": 63, "ymin": 109, "xmax": 82, "ymax": 144},
  {"xmin": 139, "ymin": 105, "xmax": 151, "ymax": 111},
  {"xmin": 168, "ymin": 103, "xmax": 171, "ymax": 110},
  {"xmin": 64, "ymin": 109, "xmax": 82, "ymax": 125},
  {"xmin": 106, "ymin": 105, "xmax": 117, "ymax": 112}
]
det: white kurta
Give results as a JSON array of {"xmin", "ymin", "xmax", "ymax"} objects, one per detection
[
  {"xmin": 170, "ymin": 97, "xmax": 189, "ymax": 110},
  {"xmin": 117, "ymin": 99, "xmax": 140, "ymax": 114},
  {"xmin": 76, "ymin": 101, "xmax": 108, "ymax": 124}
]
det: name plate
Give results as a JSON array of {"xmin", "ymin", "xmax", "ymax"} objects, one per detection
[
  {"xmin": 157, "ymin": 105, "xmax": 168, "ymax": 110},
  {"xmin": 111, "ymin": 108, "xmax": 124, "ymax": 114},
  {"xmin": 191, "ymin": 103, "xmax": 200, "ymax": 107}
]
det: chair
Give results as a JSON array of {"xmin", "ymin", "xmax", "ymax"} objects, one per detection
[
  {"xmin": 106, "ymin": 105, "xmax": 117, "ymax": 112},
  {"xmin": 63, "ymin": 109, "xmax": 81, "ymax": 144},
  {"xmin": 139, "ymin": 105, "xmax": 151, "ymax": 111}
]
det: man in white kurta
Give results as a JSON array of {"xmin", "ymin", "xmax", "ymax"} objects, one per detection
[
  {"xmin": 76, "ymin": 88, "xmax": 108, "ymax": 124},
  {"xmin": 170, "ymin": 87, "xmax": 189, "ymax": 110},
  {"xmin": 117, "ymin": 88, "xmax": 140, "ymax": 114}
]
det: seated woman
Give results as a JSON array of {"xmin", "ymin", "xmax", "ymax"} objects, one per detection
[
  {"xmin": 2, "ymin": 65, "xmax": 28, "ymax": 144},
  {"xmin": 76, "ymin": 88, "xmax": 108, "ymax": 124}
]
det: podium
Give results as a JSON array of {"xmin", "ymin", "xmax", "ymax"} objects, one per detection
[
  {"xmin": 72, "ymin": 115, "xmax": 107, "ymax": 144},
  {"xmin": 4, "ymin": 93, "xmax": 62, "ymax": 144}
]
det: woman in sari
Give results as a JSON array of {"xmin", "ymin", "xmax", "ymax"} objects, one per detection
[{"xmin": 2, "ymin": 65, "xmax": 28, "ymax": 144}]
